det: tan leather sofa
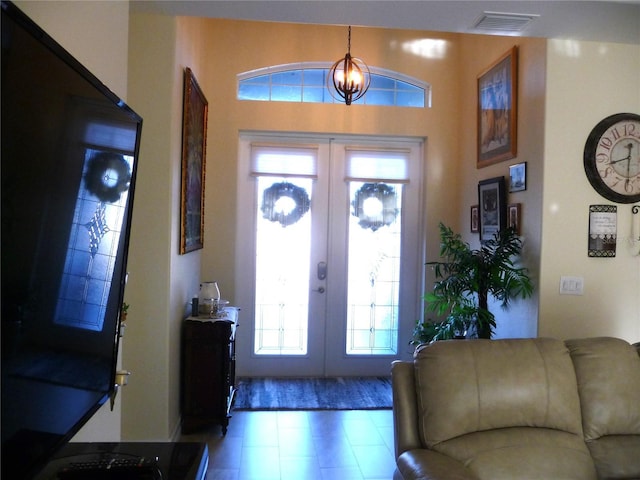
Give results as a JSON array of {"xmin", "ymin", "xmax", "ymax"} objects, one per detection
[{"xmin": 391, "ymin": 337, "xmax": 640, "ymax": 480}]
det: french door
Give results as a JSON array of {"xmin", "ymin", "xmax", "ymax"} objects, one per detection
[{"xmin": 235, "ymin": 133, "xmax": 423, "ymax": 377}]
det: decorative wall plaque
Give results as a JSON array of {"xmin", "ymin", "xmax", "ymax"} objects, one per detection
[{"xmin": 588, "ymin": 205, "xmax": 617, "ymax": 257}]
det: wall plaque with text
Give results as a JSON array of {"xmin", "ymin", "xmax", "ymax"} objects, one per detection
[{"xmin": 588, "ymin": 205, "xmax": 617, "ymax": 257}]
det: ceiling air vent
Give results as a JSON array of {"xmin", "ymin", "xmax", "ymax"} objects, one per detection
[{"xmin": 473, "ymin": 11, "xmax": 539, "ymax": 33}]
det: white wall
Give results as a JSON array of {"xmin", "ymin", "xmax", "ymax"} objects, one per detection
[
  {"xmin": 457, "ymin": 36, "xmax": 547, "ymax": 339},
  {"xmin": 124, "ymin": 13, "xmax": 181, "ymax": 441},
  {"xmin": 539, "ymin": 40, "xmax": 640, "ymax": 342},
  {"xmin": 14, "ymin": 0, "xmax": 132, "ymax": 442},
  {"xmin": 15, "ymin": 0, "xmax": 129, "ymax": 98},
  {"xmin": 123, "ymin": 14, "xmax": 211, "ymax": 441}
]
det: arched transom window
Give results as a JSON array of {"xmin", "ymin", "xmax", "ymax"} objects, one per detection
[{"xmin": 238, "ymin": 62, "xmax": 431, "ymax": 108}]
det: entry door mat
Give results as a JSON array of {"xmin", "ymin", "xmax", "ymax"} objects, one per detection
[{"xmin": 233, "ymin": 376, "xmax": 392, "ymax": 410}]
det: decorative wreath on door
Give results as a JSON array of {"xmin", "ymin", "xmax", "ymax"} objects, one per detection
[
  {"xmin": 352, "ymin": 183, "xmax": 398, "ymax": 231},
  {"xmin": 84, "ymin": 152, "xmax": 131, "ymax": 203},
  {"xmin": 261, "ymin": 181, "xmax": 310, "ymax": 227}
]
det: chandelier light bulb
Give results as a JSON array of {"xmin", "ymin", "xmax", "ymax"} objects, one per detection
[{"xmin": 348, "ymin": 69, "xmax": 362, "ymax": 88}]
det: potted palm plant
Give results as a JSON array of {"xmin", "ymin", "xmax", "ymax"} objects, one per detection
[
  {"xmin": 413, "ymin": 222, "xmax": 533, "ymax": 344},
  {"xmin": 121, "ymin": 302, "xmax": 130, "ymax": 322}
]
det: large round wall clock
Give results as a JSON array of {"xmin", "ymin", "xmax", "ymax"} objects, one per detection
[{"xmin": 584, "ymin": 112, "xmax": 640, "ymax": 204}]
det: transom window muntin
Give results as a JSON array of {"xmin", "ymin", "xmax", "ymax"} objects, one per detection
[{"xmin": 238, "ymin": 63, "xmax": 430, "ymax": 107}]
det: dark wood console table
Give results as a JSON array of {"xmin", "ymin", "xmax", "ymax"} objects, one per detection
[{"xmin": 181, "ymin": 308, "xmax": 238, "ymax": 435}]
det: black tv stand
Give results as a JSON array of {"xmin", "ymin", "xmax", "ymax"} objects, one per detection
[{"xmin": 33, "ymin": 442, "xmax": 208, "ymax": 480}]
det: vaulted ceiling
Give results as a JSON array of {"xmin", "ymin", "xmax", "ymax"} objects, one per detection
[{"xmin": 131, "ymin": 1, "xmax": 640, "ymax": 45}]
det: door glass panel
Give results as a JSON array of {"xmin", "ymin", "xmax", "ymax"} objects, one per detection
[
  {"xmin": 254, "ymin": 177, "xmax": 313, "ymax": 355},
  {"xmin": 345, "ymin": 182, "xmax": 402, "ymax": 355}
]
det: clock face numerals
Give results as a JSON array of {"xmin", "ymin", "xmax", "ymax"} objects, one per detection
[
  {"xmin": 595, "ymin": 120, "xmax": 640, "ymax": 194},
  {"xmin": 584, "ymin": 113, "xmax": 640, "ymax": 204}
]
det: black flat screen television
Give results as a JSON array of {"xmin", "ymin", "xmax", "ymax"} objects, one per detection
[{"xmin": 1, "ymin": 2, "xmax": 143, "ymax": 478}]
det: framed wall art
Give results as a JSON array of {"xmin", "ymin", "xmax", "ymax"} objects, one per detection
[
  {"xmin": 180, "ymin": 67, "xmax": 208, "ymax": 254},
  {"xmin": 508, "ymin": 203, "xmax": 521, "ymax": 235},
  {"xmin": 477, "ymin": 46, "xmax": 518, "ymax": 168},
  {"xmin": 509, "ymin": 162, "xmax": 527, "ymax": 192},
  {"xmin": 470, "ymin": 205, "xmax": 479, "ymax": 233},
  {"xmin": 478, "ymin": 176, "xmax": 506, "ymax": 243}
]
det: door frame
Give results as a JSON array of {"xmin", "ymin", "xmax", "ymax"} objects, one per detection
[{"xmin": 234, "ymin": 131, "xmax": 425, "ymax": 377}]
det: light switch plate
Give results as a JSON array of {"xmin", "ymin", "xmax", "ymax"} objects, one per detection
[{"xmin": 559, "ymin": 276, "xmax": 584, "ymax": 295}]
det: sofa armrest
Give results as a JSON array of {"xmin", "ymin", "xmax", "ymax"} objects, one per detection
[
  {"xmin": 391, "ymin": 360, "xmax": 422, "ymax": 459},
  {"xmin": 396, "ymin": 449, "xmax": 480, "ymax": 480}
]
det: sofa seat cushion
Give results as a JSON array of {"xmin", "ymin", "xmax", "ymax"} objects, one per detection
[
  {"xmin": 433, "ymin": 427, "xmax": 597, "ymax": 480},
  {"xmin": 414, "ymin": 338, "xmax": 584, "ymax": 447},
  {"xmin": 587, "ymin": 435, "xmax": 640, "ymax": 480}
]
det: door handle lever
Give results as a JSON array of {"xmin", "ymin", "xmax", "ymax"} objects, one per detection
[{"xmin": 312, "ymin": 287, "xmax": 325, "ymax": 294}]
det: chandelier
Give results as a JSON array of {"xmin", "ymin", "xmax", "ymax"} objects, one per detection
[{"xmin": 327, "ymin": 26, "xmax": 371, "ymax": 105}]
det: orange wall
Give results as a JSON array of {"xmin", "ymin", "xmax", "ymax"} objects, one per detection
[
  {"xmin": 189, "ymin": 20, "xmax": 545, "ymax": 339},
  {"xmin": 193, "ymin": 19, "xmax": 465, "ymax": 302}
]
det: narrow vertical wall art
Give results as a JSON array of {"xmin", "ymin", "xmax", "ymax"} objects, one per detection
[{"xmin": 180, "ymin": 67, "xmax": 209, "ymax": 254}]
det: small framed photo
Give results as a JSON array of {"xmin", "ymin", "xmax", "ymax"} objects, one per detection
[
  {"xmin": 478, "ymin": 176, "xmax": 506, "ymax": 243},
  {"xmin": 508, "ymin": 203, "xmax": 521, "ymax": 235},
  {"xmin": 470, "ymin": 205, "xmax": 479, "ymax": 233},
  {"xmin": 509, "ymin": 162, "xmax": 527, "ymax": 192}
]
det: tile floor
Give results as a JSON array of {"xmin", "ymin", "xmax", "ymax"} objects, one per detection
[{"xmin": 180, "ymin": 409, "xmax": 397, "ymax": 480}]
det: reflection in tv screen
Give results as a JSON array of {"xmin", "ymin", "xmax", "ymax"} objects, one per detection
[{"xmin": 1, "ymin": 2, "xmax": 142, "ymax": 478}]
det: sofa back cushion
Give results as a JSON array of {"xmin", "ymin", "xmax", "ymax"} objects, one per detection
[
  {"xmin": 566, "ymin": 337, "xmax": 640, "ymax": 479},
  {"xmin": 414, "ymin": 338, "xmax": 584, "ymax": 448},
  {"xmin": 566, "ymin": 337, "xmax": 640, "ymax": 440}
]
